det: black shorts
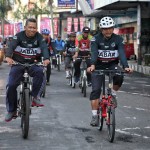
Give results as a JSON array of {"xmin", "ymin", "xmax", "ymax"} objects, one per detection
[{"xmin": 90, "ymin": 64, "xmax": 124, "ymax": 100}]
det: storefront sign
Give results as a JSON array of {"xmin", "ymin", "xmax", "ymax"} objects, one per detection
[
  {"xmin": 58, "ymin": 0, "xmax": 75, "ymax": 8},
  {"xmin": 15, "ymin": 22, "xmax": 24, "ymax": 34},
  {"xmin": 73, "ymin": 18, "xmax": 78, "ymax": 32},
  {"xmin": 67, "ymin": 17, "xmax": 72, "ymax": 34}
]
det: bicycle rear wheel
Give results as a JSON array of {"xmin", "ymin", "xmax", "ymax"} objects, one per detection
[
  {"xmin": 57, "ymin": 57, "xmax": 60, "ymax": 71},
  {"xmin": 107, "ymin": 106, "xmax": 115, "ymax": 142},
  {"xmin": 98, "ymin": 107, "xmax": 104, "ymax": 131},
  {"xmin": 41, "ymin": 73, "xmax": 47, "ymax": 98},
  {"xmin": 21, "ymin": 88, "xmax": 31, "ymax": 139},
  {"xmin": 83, "ymin": 77, "xmax": 86, "ymax": 97}
]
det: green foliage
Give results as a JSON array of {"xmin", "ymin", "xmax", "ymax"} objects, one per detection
[{"xmin": 13, "ymin": 0, "xmax": 51, "ymax": 20}]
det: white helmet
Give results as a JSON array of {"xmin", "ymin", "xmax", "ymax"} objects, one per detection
[{"xmin": 99, "ymin": 16, "xmax": 115, "ymax": 28}]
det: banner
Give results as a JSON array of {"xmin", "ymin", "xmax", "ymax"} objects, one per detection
[
  {"xmin": 4, "ymin": 24, "xmax": 10, "ymax": 37},
  {"xmin": 53, "ymin": 18, "xmax": 58, "ymax": 36},
  {"xmin": 73, "ymin": 18, "xmax": 78, "ymax": 32},
  {"xmin": 40, "ymin": 18, "xmax": 51, "ymax": 33},
  {"xmin": 15, "ymin": 22, "xmax": 24, "ymax": 34},
  {"xmin": 9, "ymin": 24, "xmax": 14, "ymax": 35},
  {"xmin": 79, "ymin": 17, "xmax": 85, "ymax": 32},
  {"xmin": 67, "ymin": 17, "xmax": 72, "ymax": 34},
  {"xmin": 58, "ymin": 0, "xmax": 75, "ymax": 8}
]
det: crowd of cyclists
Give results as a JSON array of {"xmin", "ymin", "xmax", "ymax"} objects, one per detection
[{"xmin": 4, "ymin": 16, "xmax": 133, "ymax": 127}]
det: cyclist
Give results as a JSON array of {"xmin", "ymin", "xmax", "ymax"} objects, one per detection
[
  {"xmin": 54, "ymin": 35, "xmax": 65, "ymax": 54},
  {"xmin": 73, "ymin": 27, "xmax": 93, "ymax": 86},
  {"xmin": 41, "ymin": 28, "xmax": 55, "ymax": 85},
  {"xmin": 63, "ymin": 32, "xmax": 76, "ymax": 78},
  {"xmin": 87, "ymin": 16, "xmax": 133, "ymax": 126},
  {"xmin": 5, "ymin": 18, "xmax": 50, "ymax": 122}
]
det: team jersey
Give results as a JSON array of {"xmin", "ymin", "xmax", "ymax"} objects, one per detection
[
  {"xmin": 91, "ymin": 32, "xmax": 129, "ymax": 69},
  {"xmin": 6, "ymin": 31, "xmax": 49, "ymax": 64},
  {"xmin": 76, "ymin": 34, "xmax": 93, "ymax": 56},
  {"xmin": 64, "ymin": 40, "xmax": 76, "ymax": 56}
]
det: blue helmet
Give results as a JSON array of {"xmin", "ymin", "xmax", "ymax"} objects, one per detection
[{"xmin": 41, "ymin": 29, "xmax": 50, "ymax": 35}]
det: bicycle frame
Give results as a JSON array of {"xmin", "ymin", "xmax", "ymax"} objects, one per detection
[{"xmin": 95, "ymin": 69, "xmax": 124, "ymax": 142}]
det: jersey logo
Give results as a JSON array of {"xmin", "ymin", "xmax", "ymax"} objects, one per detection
[
  {"xmin": 98, "ymin": 50, "xmax": 119, "ymax": 59},
  {"xmin": 111, "ymin": 42, "xmax": 116, "ymax": 47},
  {"xmin": 91, "ymin": 37, "xmax": 96, "ymax": 41},
  {"xmin": 15, "ymin": 46, "xmax": 41, "ymax": 56}
]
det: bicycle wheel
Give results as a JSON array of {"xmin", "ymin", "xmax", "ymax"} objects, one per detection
[
  {"xmin": 69, "ymin": 73, "xmax": 72, "ymax": 86},
  {"xmin": 21, "ymin": 88, "xmax": 31, "ymax": 139},
  {"xmin": 98, "ymin": 107, "xmax": 104, "ymax": 131},
  {"xmin": 107, "ymin": 106, "xmax": 115, "ymax": 142},
  {"xmin": 42, "ymin": 73, "xmax": 47, "ymax": 98},
  {"xmin": 57, "ymin": 57, "xmax": 60, "ymax": 71},
  {"xmin": 83, "ymin": 77, "xmax": 86, "ymax": 97}
]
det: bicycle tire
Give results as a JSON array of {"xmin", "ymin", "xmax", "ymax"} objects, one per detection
[
  {"xmin": 57, "ymin": 58, "xmax": 60, "ymax": 71},
  {"xmin": 107, "ymin": 107, "xmax": 115, "ymax": 142},
  {"xmin": 42, "ymin": 73, "xmax": 47, "ymax": 98},
  {"xmin": 21, "ymin": 88, "xmax": 31, "ymax": 139},
  {"xmin": 83, "ymin": 77, "xmax": 86, "ymax": 97},
  {"xmin": 69, "ymin": 74, "xmax": 72, "ymax": 86},
  {"xmin": 98, "ymin": 107, "xmax": 104, "ymax": 131}
]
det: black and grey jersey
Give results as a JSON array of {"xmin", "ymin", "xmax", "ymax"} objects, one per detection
[
  {"xmin": 6, "ymin": 31, "xmax": 49, "ymax": 64},
  {"xmin": 91, "ymin": 32, "xmax": 129, "ymax": 69}
]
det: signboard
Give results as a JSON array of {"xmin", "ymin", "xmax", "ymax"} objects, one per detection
[
  {"xmin": 79, "ymin": 17, "xmax": 85, "ymax": 32},
  {"xmin": 53, "ymin": 18, "xmax": 58, "ymax": 36},
  {"xmin": 40, "ymin": 18, "xmax": 51, "ymax": 33},
  {"xmin": 67, "ymin": 17, "xmax": 72, "ymax": 34},
  {"xmin": 73, "ymin": 18, "xmax": 78, "ymax": 32},
  {"xmin": 15, "ymin": 22, "xmax": 24, "ymax": 34},
  {"xmin": 58, "ymin": 0, "xmax": 75, "ymax": 8}
]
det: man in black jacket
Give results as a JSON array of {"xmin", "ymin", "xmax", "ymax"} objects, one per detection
[{"xmin": 5, "ymin": 18, "xmax": 50, "ymax": 122}]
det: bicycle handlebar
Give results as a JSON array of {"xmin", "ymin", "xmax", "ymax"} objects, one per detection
[{"xmin": 94, "ymin": 69, "xmax": 125, "ymax": 75}]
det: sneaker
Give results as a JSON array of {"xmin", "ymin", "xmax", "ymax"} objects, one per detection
[
  {"xmin": 46, "ymin": 82, "xmax": 50, "ymax": 85},
  {"xmin": 66, "ymin": 74, "xmax": 70, "ymax": 79},
  {"xmin": 87, "ymin": 81, "xmax": 92, "ymax": 87},
  {"xmin": 90, "ymin": 115, "xmax": 99, "ymax": 127},
  {"xmin": 32, "ymin": 98, "xmax": 44, "ymax": 107},
  {"xmin": 5, "ymin": 111, "xmax": 17, "ymax": 122},
  {"xmin": 112, "ymin": 95, "xmax": 117, "ymax": 108}
]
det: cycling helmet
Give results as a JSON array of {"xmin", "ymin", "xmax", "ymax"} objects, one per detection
[
  {"xmin": 70, "ymin": 32, "xmax": 76, "ymax": 37},
  {"xmin": 99, "ymin": 16, "xmax": 115, "ymax": 28},
  {"xmin": 41, "ymin": 29, "xmax": 50, "ymax": 35},
  {"xmin": 82, "ymin": 27, "xmax": 90, "ymax": 33}
]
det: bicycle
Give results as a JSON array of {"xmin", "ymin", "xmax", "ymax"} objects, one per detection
[
  {"xmin": 67, "ymin": 58, "xmax": 75, "ymax": 88},
  {"xmin": 78, "ymin": 56, "xmax": 90, "ymax": 97},
  {"xmin": 56, "ymin": 52, "xmax": 62, "ymax": 71},
  {"xmin": 95, "ymin": 69, "xmax": 124, "ymax": 142},
  {"xmin": 15, "ymin": 62, "xmax": 43, "ymax": 139}
]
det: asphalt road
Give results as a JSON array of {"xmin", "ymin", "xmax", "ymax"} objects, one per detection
[{"xmin": 0, "ymin": 63, "xmax": 150, "ymax": 150}]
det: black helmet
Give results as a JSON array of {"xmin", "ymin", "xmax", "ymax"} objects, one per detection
[
  {"xmin": 82, "ymin": 27, "xmax": 90, "ymax": 33},
  {"xmin": 70, "ymin": 32, "xmax": 76, "ymax": 37}
]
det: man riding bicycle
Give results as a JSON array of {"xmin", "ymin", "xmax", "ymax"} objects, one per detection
[
  {"xmin": 63, "ymin": 32, "xmax": 76, "ymax": 78},
  {"xmin": 73, "ymin": 27, "xmax": 93, "ymax": 86},
  {"xmin": 87, "ymin": 16, "xmax": 133, "ymax": 126},
  {"xmin": 41, "ymin": 28, "xmax": 55, "ymax": 85},
  {"xmin": 5, "ymin": 18, "xmax": 50, "ymax": 122}
]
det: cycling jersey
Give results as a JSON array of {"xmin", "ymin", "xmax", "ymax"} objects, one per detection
[
  {"xmin": 76, "ymin": 34, "xmax": 93, "ymax": 56},
  {"xmin": 91, "ymin": 32, "xmax": 129, "ymax": 69},
  {"xmin": 54, "ymin": 39, "xmax": 65, "ymax": 51},
  {"xmin": 6, "ymin": 31, "xmax": 49, "ymax": 64},
  {"xmin": 45, "ymin": 37, "xmax": 55, "ymax": 56},
  {"xmin": 64, "ymin": 40, "xmax": 76, "ymax": 56}
]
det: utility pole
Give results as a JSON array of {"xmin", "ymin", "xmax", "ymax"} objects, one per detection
[
  {"xmin": 137, "ymin": 3, "xmax": 142, "ymax": 65},
  {"xmin": 49, "ymin": 0, "xmax": 54, "ymax": 38}
]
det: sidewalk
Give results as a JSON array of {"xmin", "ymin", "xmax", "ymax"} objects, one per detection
[{"xmin": 128, "ymin": 60, "xmax": 150, "ymax": 76}]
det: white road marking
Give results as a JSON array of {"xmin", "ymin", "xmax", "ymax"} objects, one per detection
[
  {"xmin": 0, "ymin": 94, "xmax": 6, "ymax": 97},
  {"xmin": 116, "ymin": 129, "xmax": 150, "ymax": 139},
  {"xmin": 122, "ymin": 127, "xmax": 140, "ymax": 130},
  {"xmin": 123, "ymin": 106, "xmax": 131, "ymax": 108},
  {"xmin": 136, "ymin": 107, "xmax": 148, "ymax": 111},
  {"xmin": 0, "ymin": 127, "xmax": 20, "ymax": 133},
  {"xmin": 125, "ymin": 117, "xmax": 136, "ymax": 119}
]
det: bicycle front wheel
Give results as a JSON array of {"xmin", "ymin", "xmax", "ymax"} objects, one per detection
[
  {"xmin": 98, "ymin": 107, "xmax": 104, "ymax": 131},
  {"xmin": 107, "ymin": 107, "xmax": 115, "ymax": 142},
  {"xmin": 83, "ymin": 77, "xmax": 86, "ymax": 97},
  {"xmin": 21, "ymin": 88, "xmax": 31, "ymax": 139}
]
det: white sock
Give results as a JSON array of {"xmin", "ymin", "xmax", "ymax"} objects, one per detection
[
  {"xmin": 66, "ymin": 71, "xmax": 69, "ymax": 75},
  {"xmin": 92, "ymin": 110, "xmax": 97, "ymax": 116}
]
